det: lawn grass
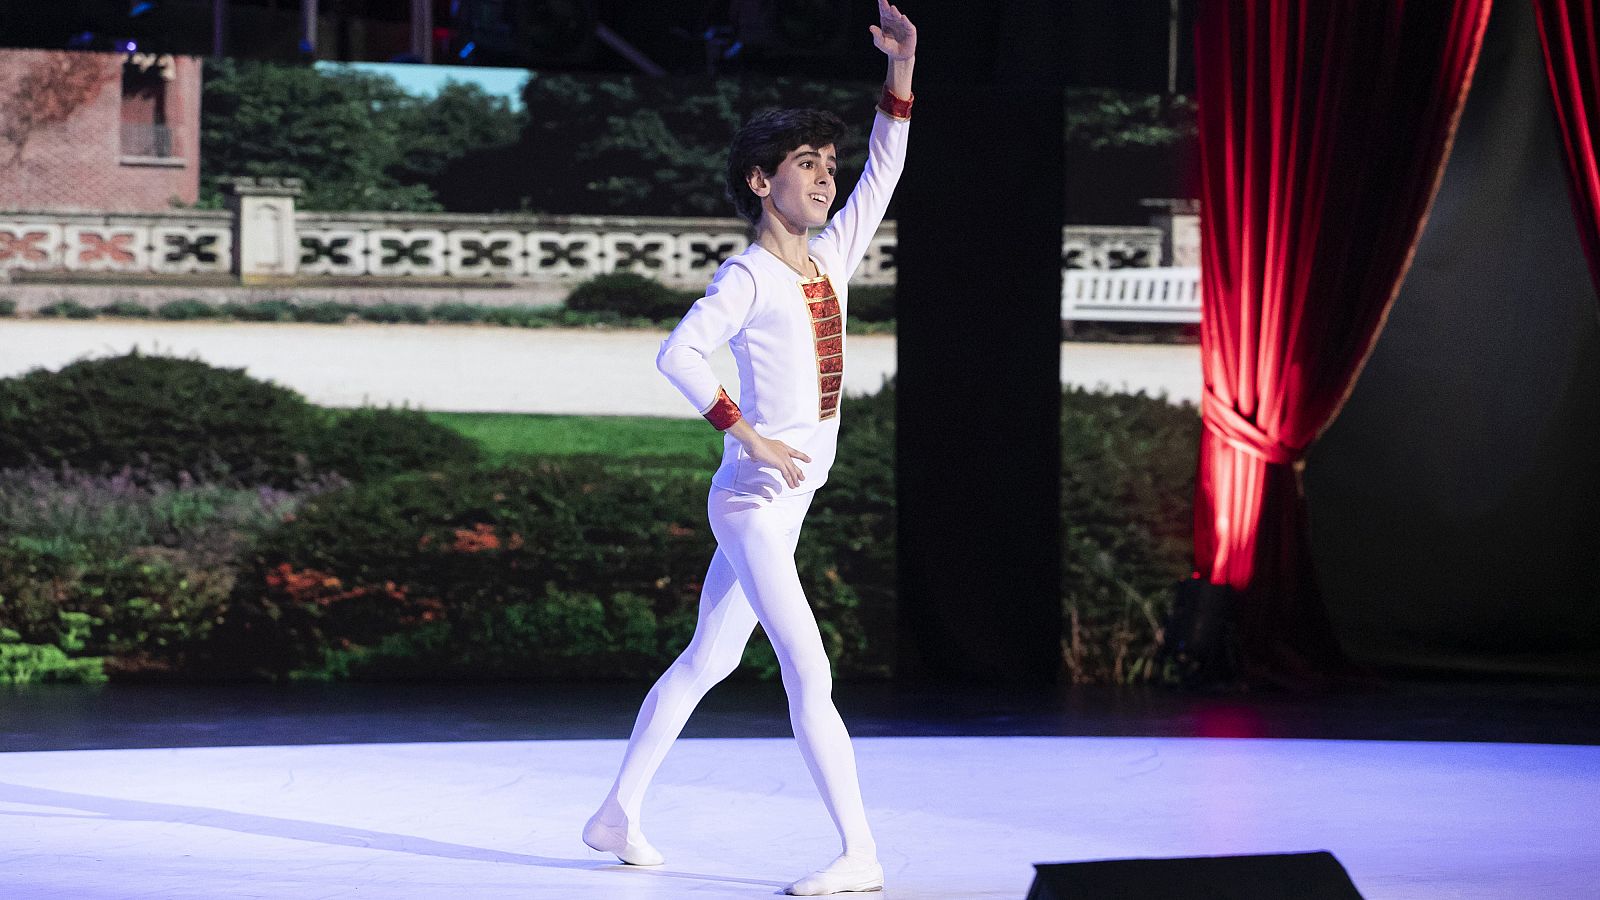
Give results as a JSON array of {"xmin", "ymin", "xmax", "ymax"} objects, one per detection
[{"xmin": 426, "ymin": 411, "xmax": 722, "ymax": 465}]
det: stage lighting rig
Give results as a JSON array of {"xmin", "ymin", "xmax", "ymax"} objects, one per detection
[
  {"xmin": 713, "ymin": 0, "xmax": 848, "ymax": 68},
  {"xmin": 0, "ymin": 0, "xmax": 184, "ymax": 54},
  {"xmin": 432, "ymin": 0, "xmax": 596, "ymax": 67}
]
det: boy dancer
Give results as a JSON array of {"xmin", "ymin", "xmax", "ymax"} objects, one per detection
[{"xmin": 583, "ymin": 1, "xmax": 915, "ymax": 895}]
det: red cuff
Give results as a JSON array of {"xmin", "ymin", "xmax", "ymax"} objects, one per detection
[
  {"xmin": 703, "ymin": 388, "xmax": 742, "ymax": 431},
  {"xmin": 878, "ymin": 86, "xmax": 913, "ymax": 120}
]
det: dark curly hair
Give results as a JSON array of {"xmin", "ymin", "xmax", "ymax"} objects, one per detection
[{"xmin": 724, "ymin": 108, "xmax": 848, "ymax": 225}]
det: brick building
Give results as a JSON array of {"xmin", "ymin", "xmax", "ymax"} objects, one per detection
[{"xmin": 0, "ymin": 48, "xmax": 201, "ymax": 213}]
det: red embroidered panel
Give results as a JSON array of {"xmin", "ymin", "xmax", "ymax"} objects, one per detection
[
  {"xmin": 702, "ymin": 387, "xmax": 742, "ymax": 430},
  {"xmin": 801, "ymin": 277, "xmax": 834, "ymax": 299},
  {"xmin": 808, "ymin": 297, "xmax": 841, "ymax": 319},
  {"xmin": 800, "ymin": 274, "xmax": 844, "ymax": 420},
  {"xmin": 812, "ymin": 316, "xmax": 842, "ymax": 339}
]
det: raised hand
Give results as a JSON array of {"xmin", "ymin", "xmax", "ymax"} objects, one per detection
[{"xmin": 869, "ymin": 0, "xmax": 916, "ymax": 61}]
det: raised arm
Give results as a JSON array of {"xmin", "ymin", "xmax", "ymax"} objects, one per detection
[
  {"xmin": 812, "ymin": 1, "xmax": 917, "ymax": 278},
  {"xmin": 870, "ymin": 1, "xmax": 916, "ymax": 101}
]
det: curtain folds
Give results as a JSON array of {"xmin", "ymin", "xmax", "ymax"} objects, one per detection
[
  {"xmin": 1533, "ymin": 0, "xmax": 1600, "ymax": 303},
  {"xmin": 1193, "ymin": 0, "xmax": 1494, "ymax": 682}
]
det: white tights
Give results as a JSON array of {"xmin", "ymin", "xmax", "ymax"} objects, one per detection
[{"xmin": 596, "ymin": 486, "xmax": 877, "ymax": 860}]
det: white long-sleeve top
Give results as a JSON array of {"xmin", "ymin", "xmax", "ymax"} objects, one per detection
[{"xmin": 657, "ymin": 108, "xmax": 909, "ymax": 499}]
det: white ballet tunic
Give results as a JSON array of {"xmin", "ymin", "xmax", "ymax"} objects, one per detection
[{"xmin": 656, "ymin": 109, "xmax": 909, "ymax": 500}]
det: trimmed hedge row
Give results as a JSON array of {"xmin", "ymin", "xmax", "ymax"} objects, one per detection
[
  {"xmin": 0, "ymin": 274, "xmax": 898, "ymax": 332},
  {"xmin": 18, "ymin": 296, "xmax": 661, "ymax": 328}
]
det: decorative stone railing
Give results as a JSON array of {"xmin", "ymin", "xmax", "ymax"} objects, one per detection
[
  {"xmin": 1061, "ymin": 226, "xmax": 1164, "ymax": 270},
  {"xmin": 0, "ymin": 209, "xmax": 234, "ymax": 275},
  {"xmin": 288, "ymin": 210, "xmax": 904, "ymax": 286},
  {"xmin": 2, "ymin": 181, "xmax": 1192, "ymax": 312},
  {"xmin": 1, "ymin": 214, "xmax": 1170, "ymax": 277}
]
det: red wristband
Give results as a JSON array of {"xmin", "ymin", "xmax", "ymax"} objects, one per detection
[
  {"xmin": 703, "ymin": 387, "xmax": 742, "ymax": 431},
  {"xmin": 878, "ymin": 86, "xmax": 913, "ymax": 120}
]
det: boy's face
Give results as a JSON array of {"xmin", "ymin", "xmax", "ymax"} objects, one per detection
[{"xmin": 749, "ymin": 143, "xmax": 838, "ymax": 230}]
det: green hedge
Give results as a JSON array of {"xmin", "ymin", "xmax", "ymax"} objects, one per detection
[
  {"xmin": 212, "ymin": 381, "xmax": 897, "ymax": 681},
  {"xmin": 0, "ymin": 352, "xmax": 328, "ymax": 487},
  {"xmin": 103, "ymin": 299, "xmax": 153, "ymax": 318},
  {"xmin": 207, "ymin": 459, "xmax": 721, "ymax": 679},
  {"xmin": 156, "ymin": 299, "xmax": 222, "ymax": 320},
  {"xmin": 0, "ymin": 464, "xmax": 336, "ymax": 680},
  {"xmin": 0, "ymin": 361, "xmax": 1197, "ymax": 684},
  {"xmin": 1060, "ymin": 387, "xmax": 1199, "ymax": 683},
  {"xmin": 305, "ymin": 406, "xmax": 482, "ymax": 483},
  {"xmin": 0, "ymin": 352, "xmax": 481, "ymax": 489},
  {"xmin": 1, "ymin": 274, "xmax": 900, "ymax": 332},
  {"xmin": 565, "ymin": 272, "xmax": 701, "ymax": 321},
  {"xmin": 2, "ymin": 625, "xmax": 107, "ymax": 684},
  {"xmin": 6, "ymin": 296, "xmax": 664, "ymax": 329},
  {"xmin": 38, "ymin": 299, "xmax": 98, "ymax": 319}
]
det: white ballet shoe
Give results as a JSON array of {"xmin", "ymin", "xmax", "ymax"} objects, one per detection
[
  {"xmin": 581, "ymin": 810, "xmax": 665, "ymax": 866},
  {"xmin": 783, "ymin": 853, "xmax": 884, "ymax": 895}
]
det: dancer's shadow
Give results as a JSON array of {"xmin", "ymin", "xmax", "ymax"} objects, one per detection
[{"xmin": 0, "ymin": 781, "xmax": 786, "ymax": 890}]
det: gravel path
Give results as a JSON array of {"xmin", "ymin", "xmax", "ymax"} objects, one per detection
[{"xmin": 0, "ymin": 320, "xmax": 1201, "ymax": 416}]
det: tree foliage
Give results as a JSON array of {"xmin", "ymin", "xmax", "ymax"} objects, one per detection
[
  {"xmin": 195, "ymin": 60, "xmax": 1193, "ymax": 218},
  {"xmin": 439, "ymin": 73, "xmax": 879, "ymax": 216},
  {"xmin": 1065, "ymin": 88, "xmax": 1197, "ymax": 151},
  {"xmin": 389, "ymin": 80, "xmax": 525, "ymax": 187},
  {"xmin": 198, "ymin": 60, "xmax": 524, "ymax": 211}
]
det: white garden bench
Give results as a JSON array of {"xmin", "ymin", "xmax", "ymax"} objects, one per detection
[{"xmin": 1061, "ymin": 267, "xmax": 1201, "ymax": 323}]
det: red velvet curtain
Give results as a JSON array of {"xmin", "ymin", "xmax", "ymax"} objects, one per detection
[
  {"xmin": 1193, "ymin": 0, "xmax": 1493, "ymax": 683},
  {"xmin": 1533, "ymin": 0, "xmax": 1600, "ymax": 301}
]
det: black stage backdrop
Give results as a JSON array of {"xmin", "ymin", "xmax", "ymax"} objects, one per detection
[
  {"xmin": 1307, "ymin": 0, "xmax": 1600, "ymax": 677},
  {"xmin": 894, "ymin": 0, "xmax": 1066, "ymax": 684}
]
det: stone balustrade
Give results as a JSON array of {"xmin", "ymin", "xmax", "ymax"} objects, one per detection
[
  {"xmin": 3, "ymin": 182, "xmax": 1197, "ymax": 322},
  {"xmin": 287, "ymin": 210, "xmax": 895, "ymax": 286},
  {"xmin": 0, "ymin": 213, "xmax": 1166, "ymax": 280},
  {"xmin": 4, "ymin": 187, "xmax": 1178, "ymax": 284},
  {"xmin": 0, "ymin": 209, "xmax": 234, "ymax": 276}
]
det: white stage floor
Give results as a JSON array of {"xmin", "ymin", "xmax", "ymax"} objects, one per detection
[{"xmin": 2, "ymin": 736, "xmax": 1595, "ymax": 899}]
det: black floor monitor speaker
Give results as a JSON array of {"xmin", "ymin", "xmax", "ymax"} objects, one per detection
[{"xmin": 1027, "ymin": 851, "xmax": 1365, "ymax": 899}]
